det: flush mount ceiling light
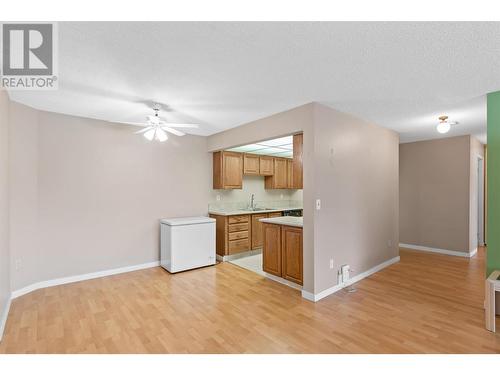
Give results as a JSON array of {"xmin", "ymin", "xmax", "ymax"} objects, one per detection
[
  {"xmin": 126, "ymin": 104, "xmax": 199, "ymax": 142},
  {"xmin": 437, "ymin": 115, "xmax": 457, "ymax": 134}
]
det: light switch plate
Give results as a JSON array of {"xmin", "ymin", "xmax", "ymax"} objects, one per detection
[{"xmin": 316, "ymin": 199, "xmax": 321, "ymax": 210}]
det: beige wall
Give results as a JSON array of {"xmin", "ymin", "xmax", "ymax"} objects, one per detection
[
  {"xmin": 6, "ymin": 100, "xmax": 399, "ymax": 298},
  {"xmin": 8, "ymin": 102, "xmax": 40, "ymax": 290},
  {"xmin": 470, "ymin": 136, "xmax": 485, "ymax": 251},
  {"xmin": 0, "ymin": 90, "xmax": 10, "ymax": 335},
  {"xmin": 312, "ymin": 104, "xmax": 399, "ymax": 293},
  {"xmin": 399, "ymin": 135, "xmax": 480, "ymax": 253},
  {"xmin": 207, "ymin": 102, "xmax": 399, "ymax": 295},
  {"xmin": 208, "ymin": 103, "xmax": 316, "ymax": 293},
  {"xmin": 8, "ymin": 103, "xmax": 212, "ymax": 291}
]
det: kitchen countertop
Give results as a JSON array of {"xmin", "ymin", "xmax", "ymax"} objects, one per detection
[
  {"xmin": 259, "ymin": 216, "xmax": 303, "ymax": 228},
  {"xmin": 208, "ymin": 207, "xmax": 302, "ymax": 216}
]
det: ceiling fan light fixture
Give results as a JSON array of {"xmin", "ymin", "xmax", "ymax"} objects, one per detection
[
  {"xmin": 437, "ymin": 115, "xmax": 451, "ymax": 134},
  {"xmin": 155, "ymin": 128, "xmax": 168, "ymax": 142},
  {"xmin": 143, "ymin": 128, "xmax": 156, "ymax": 141},
  {"xmin": 133, "ymin": 104, "xmax": 200, "ymax": 142}
]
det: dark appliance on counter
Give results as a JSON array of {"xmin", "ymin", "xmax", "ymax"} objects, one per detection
[{"xmin": 282, "ymin": 209, "xmax": 303, "ymax": 217}]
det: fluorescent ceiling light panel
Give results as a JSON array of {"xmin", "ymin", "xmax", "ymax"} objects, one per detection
[
  {"xmin": 227, "ymin": 144, "xmax": 268, "ymax": 153},
  {"xmin": 270, "ymin": 151, "xmax": 293, "ymax": 157},
  {"xmin": 226, "ymin": 136, "xmax": 294, "ymax": 158},
  {"xmin": 248, "ymin": 147, "xmax": 282, "ymax": 155},
  {"xmin": 257, "ymin": 136, "xmax": 293, "ymax": 147}
]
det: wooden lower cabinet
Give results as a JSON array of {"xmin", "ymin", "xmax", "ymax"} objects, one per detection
[
  {"xmin": 251, "ymin": 213, "xmax": 268, "ymax": 249},
  {"xmin": 268, "ymin": 212, "xmax": 282, "ymax": 218},
  {"xmin": 210, "ymin": 214, "xmax": 251, "ymax": 256},
  {"xmin": 262, "ymin": 223, "xmax": 303, "ymax": 285},
  {"xmin": 211, "ymin": 211, "xmax": 287, "ymax": 256},
  {"xmin": 281, "ymin": 226, "xmax": 303, "ymax": 284},
  {"xmin": 262, "ymin": 224, "xmax": 282, "ymax": 277}
]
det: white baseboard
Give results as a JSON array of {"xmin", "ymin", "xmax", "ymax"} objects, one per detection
[
  {"xmin": 399, "ymin": 243, "xmax": 477, "ymax": 258},
  {"xmin": 11, "ymin": 261, "xmax": 160, "ymax": 299},
  {"xmin": 217, "ymin": 249, "xmax": 262, "ymax": 263},
  {"xmin": 0, "ymin": 296, "xmax": 12, "ymax": 342},
  {"xmin": 264, "ymin": 272, "xmax": 302, "ymax": 291},
  {"xmin": 301, "ymin": 256, "xmax": 400, "ymax": 302}
]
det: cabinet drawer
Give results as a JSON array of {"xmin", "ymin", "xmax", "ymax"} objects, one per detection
[
  {"xmin": 268, "ymin": 212, "xmax": 282, "ymax": 218},
  {"xmin": 228, "ymin": 223, "xmax": 249, "ymax": 232},
  {"xmin": 228, "ymin": 238, "xmax": 250, "ymax": 254},
  {"xmin": 229, "ymin": 230, "xmax": 249, "ymax": 241},
  {"xmin": 228, "ymin": 215, "xmax": 249, "ymax": 224}
]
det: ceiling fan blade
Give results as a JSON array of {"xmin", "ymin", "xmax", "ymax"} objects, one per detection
[
  {"xmin": 147, "ymin": 115, "xmax": 161, "ymax": 125},
  {"xmin": 134, "ymin": 126, "xmax": 154, "ymax": 134},
  {"xmin": 109, "ymin": 121, "xmax": 147, "ymax": 126},
  {"xmin": 162, "ymin": 123, "xmax": 199, "ymax": 129},
  {"xmin": 161, "ymin": 126, "xmax": 186, "ymax": 137}
]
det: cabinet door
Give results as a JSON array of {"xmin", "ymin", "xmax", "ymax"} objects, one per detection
[
  {"xmin": 287, "ymin": 159, "xmax": 293, "ymax": 188},
  {"xmin": 292, "ymin": 133, "xmax": 303, "ymax": 189},
  {"xmin": 259, "ymin": 156, "xmax": 274, "ymax": 176},
  {"xmin": 251, "ymin": 213, "xmax": 268, "ymax": 249},
  {"xmin": 243, "ymin": 154, "xmax": 260, "ymax": 175},
  {"xmin": 281, "ymin": 226, "xmax": 303, "ymax": 285},
  {"xmin": 228, "ymin": 238, "xmax": 250, "ymax": 254},
  {"xmin": 274, "ymin": 158, "xmax": 288, "ymax": 189},
  {"xmin": 223, "ymin": 152, "xmax": 243, "ymax": 189},
  {"xmin": 262, "ymin": 224, "xmax": 282, "ymax": 276}
]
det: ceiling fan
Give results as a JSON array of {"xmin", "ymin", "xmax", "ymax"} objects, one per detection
[
  {"xmin": 130, "ymin": 104, "xmax": 199, "ymax": 142},
  {"xmin": 436, "ymin": 115, "xmax": 457, "ymax": 134}
]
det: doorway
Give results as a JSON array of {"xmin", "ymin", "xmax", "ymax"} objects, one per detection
[{"xmin": 478, "ymin": 156, "xmax": 485, "ymax": 246}]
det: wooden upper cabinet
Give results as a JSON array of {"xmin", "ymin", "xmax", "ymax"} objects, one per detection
[
  {"xmin": 259, "ymin": 156, "xmax": 274, "ymax": 176},
  {"xmin": 274, "ymin": 158, "xmax": 288, "ymax": 188},
  {"xmin": 213, "ymin": 151, "xmax": 243, "ymax": 189},
  {"xmin": 265, "ymin": 157, "xmax": 288, "ymax": 189},
  {"xmin": 281, "ymin": 225, "xmax": 303, "ymax": 285},
  {"xmin": 262, "ymin": 223, "xmax": 282, "ymax": 276},
  {"xmin": 243, "ymin": 154, "xmax": 260, "ymax": 175},
  {"xmin": 287, "ymin": 159, "xmax": 293, "ymax": 189},
  {"xmin": 292, "ymin": 133, "xmax": 303, "ymax": 189}
]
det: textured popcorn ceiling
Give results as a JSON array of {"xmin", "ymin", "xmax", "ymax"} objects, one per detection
[{"xmin": 9, "ymin": 22, "xmax": 500, "ymax": 143}]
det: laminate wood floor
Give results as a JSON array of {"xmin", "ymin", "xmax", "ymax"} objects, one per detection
[{"xmin": 1, "ymin": 247, "xmax": 499, "ymax": 353}]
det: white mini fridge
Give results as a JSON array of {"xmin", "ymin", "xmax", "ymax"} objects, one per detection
[{"xmin": 160, "ymin": 216, "xmax": 216, "ymax": 273}]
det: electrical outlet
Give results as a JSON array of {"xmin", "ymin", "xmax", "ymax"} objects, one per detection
[
  {"xmin": 280, "ymin": 194, "xmax": 283, "ymax": 200},
  {"xmin": 341, "ymin": 264, "xmax": 350, "ymax": 283},
  {"xmin": 15, "ymin": 258, "xmax": 22, "ymax": 271},
  {"xmin": 316, "ymin": 199, "xmax": 321, "ymax": 210},
  {"xmin": 388, "ymin": 239, "xmax": 392, "ymax": 248},
  {"xmin": 329, "ymin": 259, "xmax": 334, "ymax": 269},
  {"xmin": 216, "ymin": 195, "xmax": 221, "ymax": 201}
]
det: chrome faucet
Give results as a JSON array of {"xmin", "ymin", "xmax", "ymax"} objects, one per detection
[{"xmin": 250, "ymin": 194, "xmax": 255, "ymax": 210}]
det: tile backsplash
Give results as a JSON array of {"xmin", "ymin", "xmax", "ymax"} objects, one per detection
[
  {"xmin": 209, "ymin": 175, "xmax": 302, "ymax": 211},
  {"xmin": 209, "ymin": 199, "xmax": 303, "ymax": 212}
]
